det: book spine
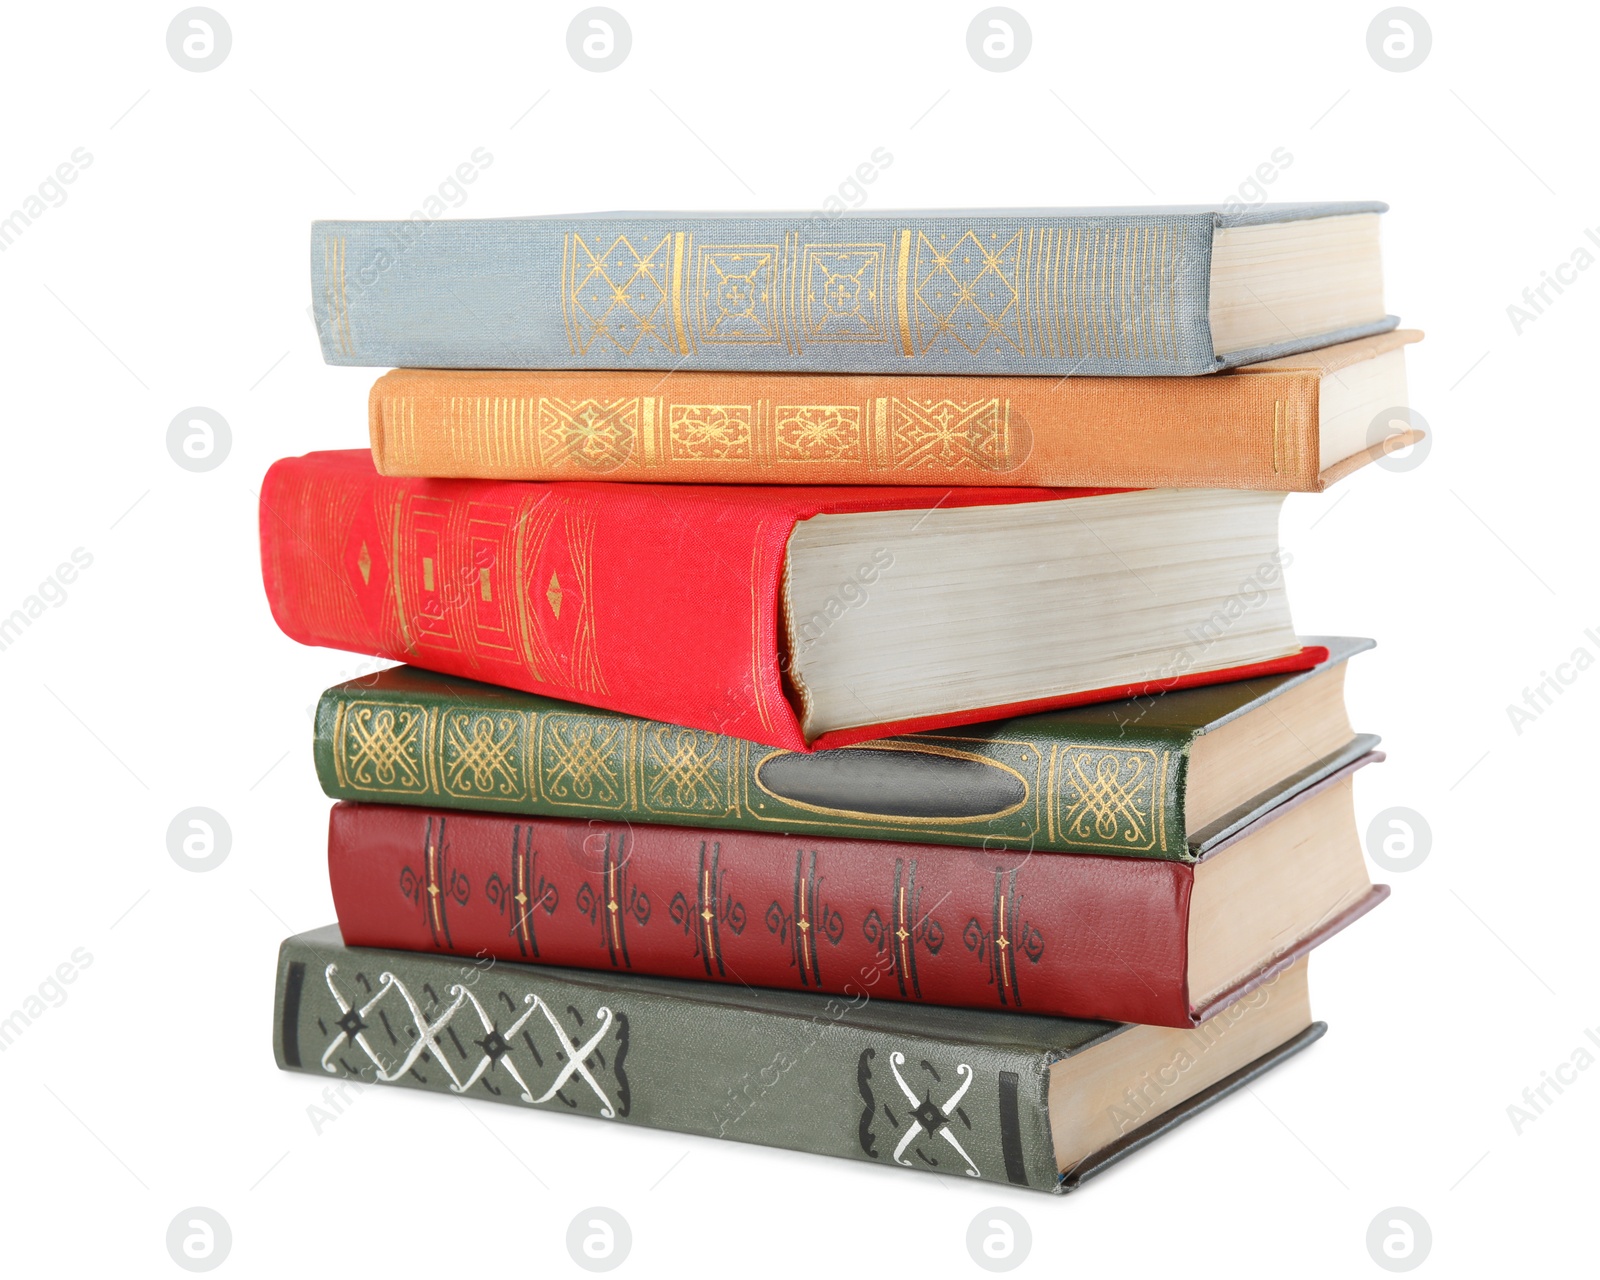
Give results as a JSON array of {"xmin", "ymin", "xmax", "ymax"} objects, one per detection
[
  {"xmin": 328, "ymin": 804, "xmax": 1196, "ymax": 1026},
  {"xmin": 369, "ymin": 367, "xmax": 1325, "ymax": 490},
  {"xmin": 274, "ymin": 930, "xmax": 1063, "ymax": 1189},
  {"xmin": 259, "ymin": 449, "xmax": 809, "ymax": 750},
  {"xmin": 313, "ymin": 679, "xmax": 1197, "ymax": 859},
  {"xmin": 312, "ymin": 212, "xmax": 1220, "ymax": 374}
]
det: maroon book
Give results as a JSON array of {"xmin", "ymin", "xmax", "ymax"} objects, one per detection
[{"xmin": 328, "ymin": 766, "xmax": 1385, "ymax": 1028}]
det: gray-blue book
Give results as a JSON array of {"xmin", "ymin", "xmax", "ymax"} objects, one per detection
[{"xmin": 311, "ymin": 203, "xmax": 1396, "ymax": 375}]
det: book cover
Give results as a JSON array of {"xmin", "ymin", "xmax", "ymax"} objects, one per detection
[
  {"xmin": 326, "ymin": 759, "xmax": 1387, "ymax": 1027},
  {"xmin": 367, "ymin": 331, "xmax": 1422, "ymax": 490},
  {"xmin": 262, "ymin": 449, "xmax": 1323, "ymax": 751},
  {"xmin": 311, "ymin": 204, "xmax": 1395, "ymax": 374},
  {"xmin": 273, "ymin": 924, "xmax": 1326, "ymax": 1192},
  {"xmin": 311, "ymin": 640, "xmax": 1367, "ymax": 859}
]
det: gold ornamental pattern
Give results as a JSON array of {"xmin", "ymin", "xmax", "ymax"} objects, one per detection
[
  {"xmin": 560, "ymin": 222, "xmax": 1186, "ymax": 362},
  {"xmin": 516, "ymin": 395, "xmax": 1018, "ymax": 470},
  {"xmin": 773, "ymin": 404, "xmax": 863, "ymax": 462},
  {"xmin": 539, "ymin": 715, "xmax": 629, "ymax": 808},
  {"xmin": 1050, "ymin": 745, "xmax": 1169, "ymax": 853},
  {"xmin": 640, "ymin": 724, "xmax": 739, "ymax": 817},
  {"xmin": 562, "ymin": 233, "xmax": 676, "ymax": 357},
  {"xmin": 442, "ymin": 710, "xmax": 525, "ymax": 800},
  {"xmin": 334, "ymin": 703, "xmax": 431, "ymax": 795},
  {"xmin": 885, "ymin": 398, "xmax": 1011, "ymax": 470},
  {"xmin": 667, "ymin": 404, "xmax": 754, "ymax": 461},
  {"xmin": 537, "ymin": 397, "xmax": 639, "ymax": 471}
]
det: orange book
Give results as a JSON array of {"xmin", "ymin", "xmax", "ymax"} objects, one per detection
[{"xmin": 368, "ymin": 330, "xmax": 1421, "ymax": 491}]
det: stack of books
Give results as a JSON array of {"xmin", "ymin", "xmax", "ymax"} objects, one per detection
[{"xmin": 264, "ymin": 204, "xmax": 1417, "ymax": 1192}]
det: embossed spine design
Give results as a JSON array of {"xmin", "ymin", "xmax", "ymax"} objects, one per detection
[
  {"xmin": 315, "ymin": 681, "xmax": 1192, "ymax": 858},
  {"xmin": 276, "ymin": 930, "xmax": 1065, "ymax": 1189},
  {"xmin": 314, "ymin": 214, "xmax": 1220, "ymax": 373}
]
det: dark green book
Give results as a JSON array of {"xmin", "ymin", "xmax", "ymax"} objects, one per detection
[
  {"xmin": 274, "ymin": 926, "xmax": 1324, "ymax": 1192},
  {"xmin": 313, "ymin": 637, "xmax": 1374, "ymax": 859}
]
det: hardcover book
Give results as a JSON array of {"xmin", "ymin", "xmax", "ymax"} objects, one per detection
[
  {"xmin": 262, "ymin": 450, "xmax": 1321, "ymax": 750},
  {"xmin": 273, "ymin": 925, "xmax": 1323, "ymax": 1192},
  {"xmin": 311, "ymin": 204, "xmax": 1395, "ymax": 374},
  {"xmin": 312, "ymin": 639, "xmax": 1372, "ymax": 859},
  {"xmin": 367, "ymin": 331, "xmax": 1422, "ymax": 490},
  {"xmin": 327, "ymin": 756, "xmax": 1385, "ymax": 1027}
]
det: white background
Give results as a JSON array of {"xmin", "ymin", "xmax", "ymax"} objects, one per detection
[{"xmin": 1, "ymin": 1, "xmax": 1593, "ymax": 1274}]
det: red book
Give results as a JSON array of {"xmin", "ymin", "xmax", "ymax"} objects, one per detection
[
  {"xmin": 260, "ymin": 450, "xmax": 1319, "ymax": 751},
  {"xmin": 328, "ymin": 762, "xmax": 1385, "ymax": 1027}
]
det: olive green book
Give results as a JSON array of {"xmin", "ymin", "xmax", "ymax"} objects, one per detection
[
  {"xmin": 312, "ymin": 638, "xmax": 1374, "ymax": 859},
  {"xmin": 274, "ymin": 926, "xmax": 1325, "ymax": 1192}
]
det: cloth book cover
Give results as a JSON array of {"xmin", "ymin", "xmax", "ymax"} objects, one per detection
[
  {"xmin": 325, "ymin": 754, "xmax": 1387, "ymax": 1027},
  {"xmin": 310, "ymin": 639, "xmax": 1369, "ymax": 857},
  {"xmin": 261, "ymin": 449, "xmax": 1322, "ymax": 751},
  {"xmin": 366, "ymin": 331, "xmax": 1422, "ymax": 491},
  {"xmin": 311, "ymin": 204, "xmax": 1395, "ymax": 374},
  {"xmin": 273, "ymin": 924, "xmax": 1326, "ymax": 1192}
]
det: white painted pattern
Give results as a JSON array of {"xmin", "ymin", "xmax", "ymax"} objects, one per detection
[{"xmin": 320, "ymin": 964, "xmax": 619, "ymax": 1117}]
